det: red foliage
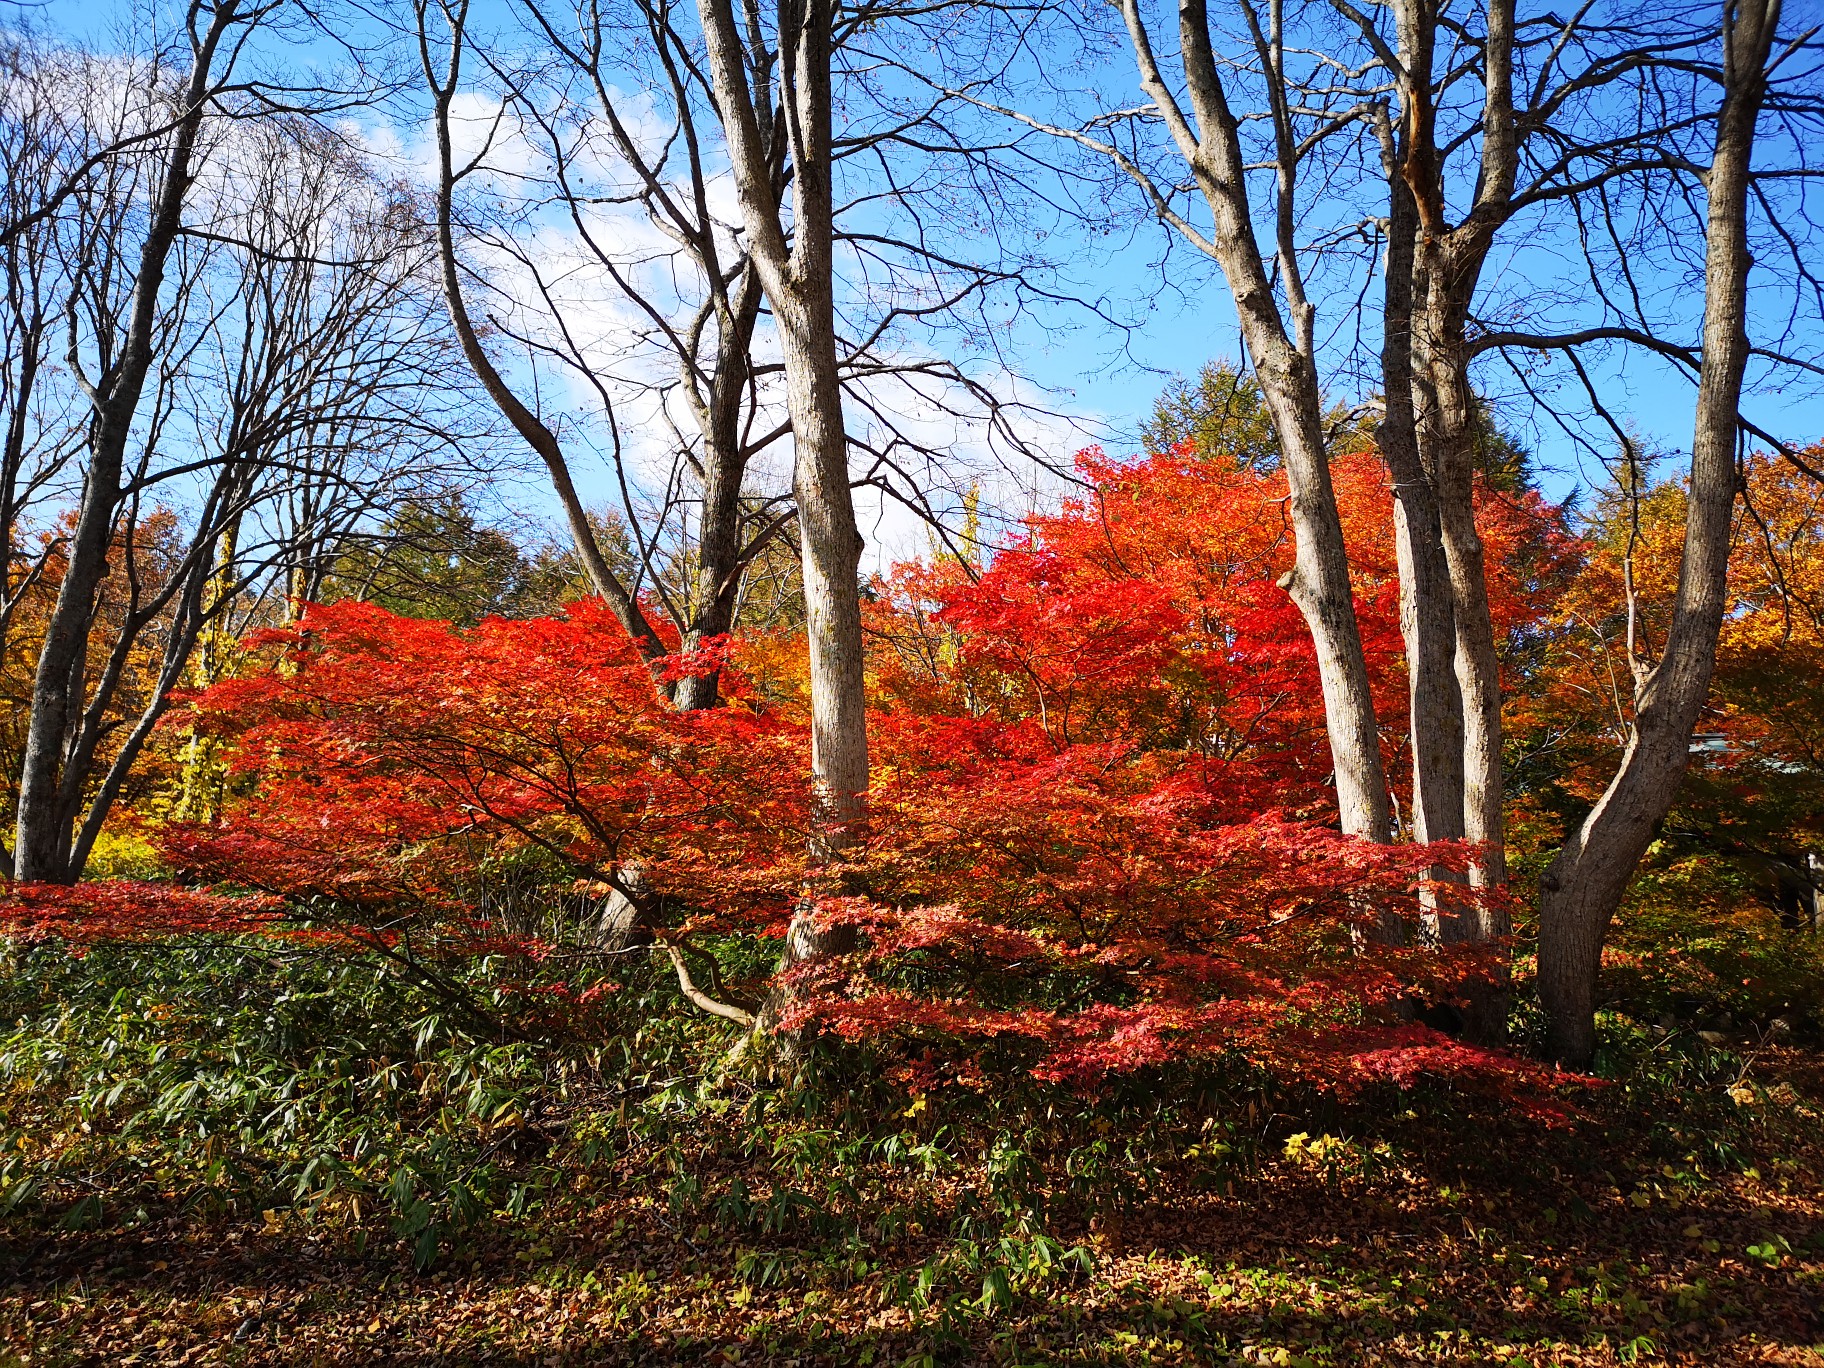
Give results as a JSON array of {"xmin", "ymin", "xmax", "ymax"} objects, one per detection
[
  {"xmin": 788, "ymin": 727, "xmax": 1513, "ymax": 1090},
  {"xmin": 20, "ymin": 443, "xmax": 1583, "ymax": 1099},
  {"xmin": 0, "ymin": 882, "xmax": 282, "ymax": 944},
  {"xmin": 161, "ymin": 599, "xmax": 807, "ymax": 926},
  {"xmin": 866, "ymin": 446, "xmax": 1568, "ymax": 825}
]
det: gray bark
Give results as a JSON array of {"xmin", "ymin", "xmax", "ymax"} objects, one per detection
[
  {"xmin": 1408, "ymin": 0, "xmax": 1516, "ymax": 899},
  {"xmin": 1373, "ymin": 104, "xmax": 1465, "ymax": 867},
  {"xmin": 695, "ymin": 0, "xmax": 868, "ymax": 839},
  {"xmin": 696, "ymin": 0, "xmax": 867, "ymax": 1051},
  {"xmin": 13, "ymin": 3, "xmax": 239, "ymax": 884},
  {"xmin": 1343, "ymin": 0, "xmax": 1521, "ymax": 1029},
  {"xmin": 1119, "ymin": 0, "xmax": 1393, "ymax": 843},
  {"xmin": 1374, "ymin": 0, "xmax": 1515, "ymax": 907},
  {"xmin": 1536, "ymin": 0, "xmax": 1777, "ymax": 1067}
]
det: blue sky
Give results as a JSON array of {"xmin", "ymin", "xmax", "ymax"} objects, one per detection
[{"xmin": 39, "ymin": 0, "xmax": 1824, "ymax": 523}]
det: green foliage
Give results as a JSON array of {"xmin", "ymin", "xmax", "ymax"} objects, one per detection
[
  {"xmin": 1141, "ymin": 361, "xmax": 1282, "ymax": 469},
  {"xmin": 4, "ymin": 926, "xmax": 1819, "ymax": 1364},
  {"xmin": 1602, "ymin": 850, "xmax": 1824, "ymax": 1030},
  {"xmin": 327, "ymin": 490, "xmax": 531, "ymax": 626},
  {"xmin": 0, "ymin": 932, "xmax": 722, "ymax": 1267},
  {"xmin": 323, "ymin": 490, "xmax": 639, "ymax": 627}
]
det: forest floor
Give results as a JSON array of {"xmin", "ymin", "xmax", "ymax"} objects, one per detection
[{"xmin": 3, "ymin": 1042, "xmax": 1821, "ymax": 1368}]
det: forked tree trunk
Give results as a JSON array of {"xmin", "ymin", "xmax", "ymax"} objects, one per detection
[
  {"xmin": 674, "ymin": 272, "xmax": 767, "ymax": 712},
  {"xmin": 1419, "ymin": 316, "xmax": 1512, "ymax": 1040},
  {"xmin": 1367, "ymin": 0, "xmax": 1521, "ymax": 1035},
  {"xmin": 696, "ymin": 0, "xmax": 868, "ymax": 1049},
  {"xmin": 1397, "ymin": 0, "xmax": 1525, "ymax": 915},
  {"xmin": 1378, "ymin": 145, "xmax": 1466, "ymax": 866},
  {"xmin": 1537, "ymin": 0, "xmax": 1775, "ymax": 1067},
  {"xmin": 1416, "ymin": 282, "xmax": 1509, "ymax": 902}
]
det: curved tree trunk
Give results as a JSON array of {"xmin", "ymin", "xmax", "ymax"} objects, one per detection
[
  {"xmin": 1537, "ymin": 0, "xmax": 1775, "ymax": 1067},
  {"xmin": 420, "ymin": 12, "xmax": 668, "ymax": 672}
]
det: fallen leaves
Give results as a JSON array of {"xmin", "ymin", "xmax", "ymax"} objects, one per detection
[{"xmin": 3, "ymin": 1050, "xmax": 1821, "ymax": 1367}]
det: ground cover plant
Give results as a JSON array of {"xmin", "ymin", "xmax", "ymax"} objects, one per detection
[
  {"xmin": 0, "ymin": 933, "xmax": 1820, "ymax": 1366},
  {"xmin": 3, "ymin": 1, "xmax": 1823, "ymax": 1355},
  {"xmin": 4, "ymin": 433, "xmax": 1823, "ymax": 1364}
]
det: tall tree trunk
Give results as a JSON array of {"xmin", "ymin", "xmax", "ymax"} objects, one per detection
[
  {"xmin": 13, "ymin": 4, "xmax": 237, "ymax": 884},
  {"xmin": 1362, "ymin": 0, "xmax": 1519, "ymax": 1033},
  {"xmin": 1419, "ymin": 0, "xmax": 1513, "ymax": 906},
  {"xmin": 696, "ymin": 0, "xmax": 869, "ymax": 1051},
  {"xmin": 1415, "ymin": 303, "xmax": 1512, "ymax": 1039},
  {"xmin": 696, "ymin": 0, "xmax": 869, "ymax": 831},
  {"xmin": 1419, "ymin": 310, "xmax": 1507, "ymax": 900},
  {"xmin": 1118, "ymin": 0, "xmax": 1393, "ymax": 843},
  {"xmin": 1537, "ymin": 0, "xmax": 1775, "ymax": 1067},
  {"xmin": 1377, "ymin": 121, "xmax": 1466, "ymax": 868},
  {"xmin": 1263, "ymin": 352, "xmax": 1395, "ymax": 844},
  {"xmin": 776, "ymin": 292, "xmax": 868, "ymax": 844}
]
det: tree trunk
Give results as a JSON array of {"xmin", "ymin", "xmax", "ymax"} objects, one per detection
[
  {"xmin": 673, "ymin": 272, "xmax": 766, "ymax": 712},
  {"xmin": 1537, "ymin": 0, "xmax": 1774, "ymax": 1067},
  {"xmin": 1119, "ymin": 0, "xmax": 1393, "ymax": 844},
  {"xmin": 1396, "ymin": 0, "xmax": 1515, "ymax": 909},
  {"xmin": 420, "ymin": 7, "xmax": 669, "ymax": 670},
  {"xmin": 695, "ymin": 0, "xmax": 870, "ymax": 825},
  {"xmin": 1370, "ymin": 0, "xmax": 1520, "ymax": 1035},
  {"xmin": 777, "ymin": 292, "xmax": 869, "ymax": 846},
  {"xmin": 1419, "ymin": 317, "xmax": 1512, "ymax": 1039},
  {"xmin": 1418, "ymin": 297, "xmax": 1508, "ymax": 902},
  {"xmin": 1266, "ymin": 362, "xmax": 1395, "ymax": 844},
  {"xmin": 1378, "ymin": 146, "xmax": 1466, "ymax": 867},
  {"xmin": 670, "ymin": 436, "xmax": 741, "ymax": 711},
  {"xmin": 13, "ymin": 6, "xmax": 236, "ymax": 884},
  {"xmin": 695, "ymin": 0, "xmax": 869, "ymax": 1056}
]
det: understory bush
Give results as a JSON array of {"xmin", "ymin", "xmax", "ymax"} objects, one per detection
[{"xmin": 0, "ymin": 919, "xmax": 1795, "ymax": 1284}]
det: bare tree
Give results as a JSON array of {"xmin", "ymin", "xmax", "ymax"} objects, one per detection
[
  {"xmin": 685, "ymin": 0, "xmax": 872, "ymax": 1048},
  {"xmin": 1536, "ymin": 0, "xmax": 1801, "ymax": 1067},
  {"xmin": 433, "ymin": 0, "xmax": 796, "ymax": 710},
  {"xmin": 1337, "ymin": 0, "xmax": 1682, "ymax": 1030},
  {"xmin": 1349, "ymin": 0, "xmax": 1714, "ymax": 916},
  {"xmin": 418, "ymin": 0, "xmax": 687, "ymax": 680},
  {"xmin": 0, "ymin": 35, "xmax": 88, "ymax": 679},
  {"xmin": 957, "ymin": 0, "xmax": 1396, "ymax": 848},
  {"xmin": 4, "ymin": 13, "xmax": 474, "ymax": 882},
  {"xmin": 12, "ymin": 0, "xmax": 272, "ymax": 882}
]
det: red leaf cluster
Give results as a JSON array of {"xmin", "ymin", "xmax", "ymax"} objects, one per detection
[
  {"xmin": 0, "ymin": 882, "xmax": 283, "ymax": 944},
  {"xmin": 41, "ymin": 445, "xmax": 1578, "ymax": 1100}
]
